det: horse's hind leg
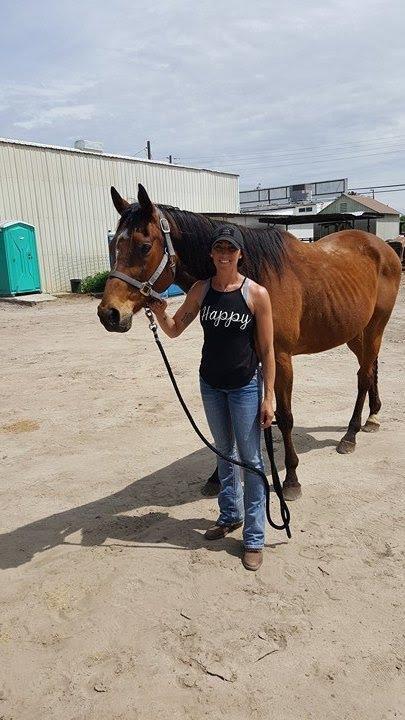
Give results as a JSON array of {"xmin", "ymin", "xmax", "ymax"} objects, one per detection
[
  {"xmin": 346, "ymin": 337, "xmax": 381, "ymax": 433},
  {"xmin": 274, "ymin": 353, "xmax": 301, "ymax": 501},
  {"xmin": 337, "ymin": 325, "xmax": 384, "ymax": 454},
  {"xmin": 362, "ymin": 357, "xmax": 382, "ymax": 432}
]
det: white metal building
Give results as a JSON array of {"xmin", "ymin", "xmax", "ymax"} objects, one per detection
[
  {"xmin": 0, "ymin": 138, "xmax": 239, "ymax": 293},
  {"xmin": 253, "ymin": 201, "xmax": 331, "ymax": 240}
]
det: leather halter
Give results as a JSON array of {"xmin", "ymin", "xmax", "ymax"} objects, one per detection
[{"xmin": 108, "ymin": 210, "xmax": 176, "ymax": 301}]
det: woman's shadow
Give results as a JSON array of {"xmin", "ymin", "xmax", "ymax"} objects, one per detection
[{"xmin": 0, "ymin": 424, "xmax": 343, "ymax": 570}]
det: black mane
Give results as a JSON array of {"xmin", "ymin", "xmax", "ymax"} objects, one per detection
[
  {"xmin": 159, "ymin": 206, "xmax": 286, "ymax": 281},
  {"xmin": 117, "ymin": 202, "xmax": 286, "ymax": 281}
]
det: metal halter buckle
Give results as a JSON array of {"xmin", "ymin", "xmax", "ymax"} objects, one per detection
[
  {"xmin": 144, "ymin": 307, "xmax": 158, "ymax": 335},
  {"xmin": 160, "ymin": 217, "xmax": 171, "ymax": 234},
  {"xmin": 139, "ymin": 282, "xmax": 153, "ymax": 297}
]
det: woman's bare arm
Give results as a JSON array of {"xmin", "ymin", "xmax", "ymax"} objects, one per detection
[{"xmin": 148, "ymin": 281, "xmax": 204, "ymax": 338}]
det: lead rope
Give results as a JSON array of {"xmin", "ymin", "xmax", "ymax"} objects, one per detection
[{"xmin": 144, "ymin": 307, "xmax": 291, "ymax": 539}]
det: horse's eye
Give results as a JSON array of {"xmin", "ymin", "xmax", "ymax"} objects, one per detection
[{"xmin": 140, "ymin": 243, "xmax": 151, "ymax": 256}]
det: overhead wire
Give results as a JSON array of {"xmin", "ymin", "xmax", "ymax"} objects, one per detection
[
  {"xmin": 181, "ymin": 133, "xmax": 405, "ymax": 164},
  {"xmin": 201, "ymin": 148, "xmax": 404, "ymax": 172},
  {"xmin": 133, "ymin": 146, "xmax": 147, "ymax": 156}
]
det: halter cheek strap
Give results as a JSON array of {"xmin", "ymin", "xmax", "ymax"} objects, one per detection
[{"xmin": 108, "ymin": 210, "xmax": 176, "ymax": 300}]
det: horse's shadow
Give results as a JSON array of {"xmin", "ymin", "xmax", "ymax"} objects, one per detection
[{"xmin": 0, "ymin": 424, "xmax": 344, "ymax": 569}]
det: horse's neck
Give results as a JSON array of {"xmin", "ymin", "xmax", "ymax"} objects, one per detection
[{"xmin": 169, "ymin": 210, "xmax": 214, "ymax": 280}]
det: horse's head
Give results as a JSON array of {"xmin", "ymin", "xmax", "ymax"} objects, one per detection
[{"xmin": 97, "ymin": 184, "xmax": 176, "ymax": 332}]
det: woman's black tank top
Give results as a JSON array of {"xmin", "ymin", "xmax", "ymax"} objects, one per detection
[{"xmin": 199, "ymin": 277, "xmax": 258, "ymax": 389}]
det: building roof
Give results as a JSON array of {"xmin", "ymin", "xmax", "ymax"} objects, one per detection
[
  {"xmin": 206, "ymin": 212, "xmax": 263, "ymax": 218},
  {"xmin": 0, "ymin": 137, "xmax": 238, "ymax": 178},
  {"xmin": 327, "ymin": 193, "xmax": 399, "ymax": 216}
]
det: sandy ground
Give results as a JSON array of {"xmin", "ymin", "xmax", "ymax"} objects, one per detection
[{"xmin": 0, "ymin": 280, "xmax": 404, "ymax": 720}]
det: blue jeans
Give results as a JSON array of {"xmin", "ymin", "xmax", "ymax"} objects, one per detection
[{"xmin": 199, "ymin": 371, "xmax": 266, "ymax": 549}]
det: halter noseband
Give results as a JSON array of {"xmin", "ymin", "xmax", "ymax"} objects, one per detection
[{"xmin": 108, "ymin": 210, "xmax": 176, "ymax": 301}]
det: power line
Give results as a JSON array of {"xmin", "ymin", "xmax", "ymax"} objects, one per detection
[
  {"xmin": 207, "ymin": 148, "xmax": 404, "ymax": 172},
  {"xmin": 350, "ymin": 187, "xmax": 405, "ymax": 195},
  {"xmin": 206, "ymin": 135, "xmax": 405, "ymax": 159},
  {"xmin": 204, "ymin": 145, "xmax": 404, "ymax": 168},
  {"xmin": 182, "ymin": 133, "xmax": 405, "ymax": 164},
  {"xmin": 352, "ymin": 183, "xmax": 405, "ymax": 190}
]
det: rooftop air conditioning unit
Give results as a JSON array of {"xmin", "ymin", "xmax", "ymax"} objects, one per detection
[
  {"xmin": 290, "ymin": 183, "xmax": 312, "ymax": 203},
  {"xmin": 74, "ymin": 140, "xmax": 104, "ymax": 153},
  {"xmin": 290, "ymin": 184, "xmax": 306, "ymax": 203}
]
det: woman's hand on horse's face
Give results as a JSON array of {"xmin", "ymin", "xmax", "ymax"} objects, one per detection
[
  {"xmin": 147, "ymin": 297, "xmax": 168, "ymax": 317},
  {"xmin": 260, "ymin": 398, "xmax": 274, "ymax": 429}
]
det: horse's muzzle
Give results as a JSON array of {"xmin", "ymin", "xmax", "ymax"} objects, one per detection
[{"xmin": 97, "ymin": 304, "xmax": 133, "ymax": 333}]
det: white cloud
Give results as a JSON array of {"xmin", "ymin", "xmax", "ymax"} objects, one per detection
[
  {"xmin": 0, "ymin": 79, "xmax": 97, "ymax": 103},
  {"xmin": 14, "ymin": 104, "xmax": 96, "ymax": 129},
  {"xmin": 0, "ymin": 0, "xmax": 404, "ymax": 209}
]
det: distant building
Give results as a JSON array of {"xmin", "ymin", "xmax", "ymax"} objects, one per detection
[
  {"xmin": 256, "ymin": 201, "xmax": 331, "ymax": 240},
  {"xmin": 240, "ymin": 179, "xmax": 348, "ymax": 213},
  {"xmin": 240, "ymin": 178, "xmax": 348, "ymax": 240},
  {"xmin": 316, "ymin": 194, "xmax": 400, "ymax": 241},
  {"xmin": 207, "ymin": 203, "xmax": 330, "ymax": 238}
]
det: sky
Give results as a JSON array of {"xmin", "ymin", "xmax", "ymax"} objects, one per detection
[{"xmin": 1, "ymin": 0, "xmax": 405, "ymax": 212}]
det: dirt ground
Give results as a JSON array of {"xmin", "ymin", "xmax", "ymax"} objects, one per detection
[{"xmin": 0, "ymin": 280, "xmax": 404, "ymax": 720}]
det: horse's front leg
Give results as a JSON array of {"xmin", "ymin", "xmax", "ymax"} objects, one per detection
[{"xmin": 274, "ymin": 353, "xmax": 301, "ymax": 500}]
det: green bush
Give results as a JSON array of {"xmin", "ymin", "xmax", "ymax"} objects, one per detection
[{"xmin": 80, "ymin": 270, "xmax": 109, "ymax": 294}]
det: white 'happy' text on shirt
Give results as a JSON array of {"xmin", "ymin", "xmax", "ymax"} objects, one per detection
[{"xmin": 201, "ymin": 304, "xmax": 251, "ymax": 331}]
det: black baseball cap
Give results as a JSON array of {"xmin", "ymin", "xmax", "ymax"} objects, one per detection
[{"xmin": 211, "ymin": 225, "xmax": 244, "ymax": 251}]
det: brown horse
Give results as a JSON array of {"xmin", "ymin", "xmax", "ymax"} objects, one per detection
[{"xmin": 98, "ymin": 184, "xmax": 401, "ymax": 500}]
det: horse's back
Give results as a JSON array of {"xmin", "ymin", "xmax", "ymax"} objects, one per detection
[
  {"xmin": 287, "ymin": 230, "xmax": 401, "ymax": 354},
  {"xmin": 317, "ymin": 229, "xmax": 401, "ymax": 275}
]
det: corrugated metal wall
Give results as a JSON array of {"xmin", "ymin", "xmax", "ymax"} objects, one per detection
[
  {"xmin": 375, "ymin": 218, "xmax": 400, "ymax": 240},
  {"xmin": 0, "ymin": 139, "xmax": 239, "ymax": 293}
]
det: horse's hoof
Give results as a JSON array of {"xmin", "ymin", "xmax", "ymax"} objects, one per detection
[
  {"xmin": 201, "ymin": 479, "xmax": 220, "ymax": 497},
  {"xmin": 282, "ymin": 483, "xmax": 302, "ymax": 501},
  {"xmin": 362, "ymin": 420, "xmax": 380, "ymax": 433},
  {"xmin": 336, "ymin": 439, "xmax": 356, "ymax": 454}
]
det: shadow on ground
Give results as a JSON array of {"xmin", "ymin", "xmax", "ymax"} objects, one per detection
[{"xmin": 0, "ymin": 424, "xmax": 345, "ymax": 569}]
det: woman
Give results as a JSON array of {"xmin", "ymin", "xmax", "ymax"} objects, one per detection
[{"xmin": 149, "ymin": 225, "xmax": 275, "ymax": 571}]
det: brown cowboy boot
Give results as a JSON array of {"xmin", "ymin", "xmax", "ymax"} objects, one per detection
[
  {"xmin": 204, "ymin": 521, "xmax": 243, "ymax": 540},
  {"xmin": 242, "ymin": 548, "xmax": 263, "ymax": 571}
]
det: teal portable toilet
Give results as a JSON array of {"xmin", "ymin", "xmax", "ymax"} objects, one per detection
[{"xmin": 0, "ymin": 221, "xmax": 41, "ymax": 295}]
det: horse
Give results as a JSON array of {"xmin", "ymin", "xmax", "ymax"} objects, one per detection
[{"xmin": 98, "ymin": 184, "xmax": 401, "ymax": 501}]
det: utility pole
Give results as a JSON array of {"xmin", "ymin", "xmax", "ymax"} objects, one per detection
[{"xmin": 146, "ymin": 140, "xmax": 151, "ymax": 160}]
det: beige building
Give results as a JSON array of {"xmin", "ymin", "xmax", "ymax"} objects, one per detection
[{"xmin": 0, "ymin": 138, "xmax": 239, "ymax": 293}]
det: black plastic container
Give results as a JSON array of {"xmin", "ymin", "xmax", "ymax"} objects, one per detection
[{"xmin": 70, "ymin": 278, "xmax": 81, "ymax": 293}]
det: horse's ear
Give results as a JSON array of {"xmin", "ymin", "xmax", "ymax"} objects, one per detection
[
  {"xmin": 138, "ymin": 184, "xmax": 154, "ymax": 216},
  {"xmin": 111, "ymin": 186, "xmax": 130, "ymax": 215}
]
